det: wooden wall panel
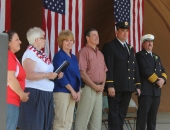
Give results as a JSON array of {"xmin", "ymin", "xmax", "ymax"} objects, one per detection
[
  {"xmin": 11, "ymin": 0, "xmax": 42, "ymax": 61},
  {"xmin": 144, "ymin": 0, "xmax": 170, "ymax": 112},
  {"xmin": 84, "ymin": 0, "xmax": 115, "ymax": 49}
]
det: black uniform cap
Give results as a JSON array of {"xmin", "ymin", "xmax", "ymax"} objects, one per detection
[{"xmin": 116, "ymin": 22, "xmax": 129, "ymax": 30}]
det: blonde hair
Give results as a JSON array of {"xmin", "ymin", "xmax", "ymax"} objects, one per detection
[
  {"xmin": 58, "ymin": 30, "xmax": 75, "ymax": 48},
  {"xmin": 26, "ymin": 27, "xmax": 45, "ymax": 45}
]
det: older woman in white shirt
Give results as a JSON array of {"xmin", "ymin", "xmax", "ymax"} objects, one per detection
[{"xmin": 18, "ymin": 27, "xmax": 62, "ymax": 130}]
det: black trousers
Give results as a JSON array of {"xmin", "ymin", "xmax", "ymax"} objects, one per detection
[
  {"xmin": 107, "ymin": 91, "xmax": 132, "ymax": 130},
  {"xmin": 136, "ymin": 95, "xmax": 160, "ymax": 130}
]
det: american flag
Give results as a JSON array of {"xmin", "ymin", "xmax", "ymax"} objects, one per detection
[
  {"xmin": 114, "ymin": 0, "xmax": 144, "ymax": 52},
  {"xmin": 42, "ymin": 0, "xmax": 84, "ymax": 59},
  {"xmin": 0, "ymin": 0, "xmax": 11, "ymax": 32}
]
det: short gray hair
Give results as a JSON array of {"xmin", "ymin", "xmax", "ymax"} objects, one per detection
[{"xmin": 26, "ymin": 27, "xmax": 45, "ymax": 45}]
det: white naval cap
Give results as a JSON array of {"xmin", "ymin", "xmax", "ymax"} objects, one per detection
[{"xmin": 141, "ymin": 34, "xmax": 154, "ymax": 43}]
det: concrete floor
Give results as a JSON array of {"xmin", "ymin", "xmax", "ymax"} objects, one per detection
[
  {"xmin": 17, "ymin": 112, "xmax": 170, "ymax": 130},
  {"xmin": 102, "ymin": 112, "xmax": 170, "ymax": 130}
]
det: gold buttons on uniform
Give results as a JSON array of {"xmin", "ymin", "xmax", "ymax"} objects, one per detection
[
  {"xmin": 160, "ymin": 70, "xmax": 161, "ymax": 71},
  {"xmin": 129, "ymin": 77, "xmax": 130, "ymax": 79},
  {"xmin": 133, "ymin": 78, "xmax": 135, "ymax": 80},
  {"xmin": 133, "ymin": 70, "xmax": 134, "ymax": 71},
  {"xmin": 155, "ymin": 69, "xmax": 156, "ymax": 71},
  {"xmin": 133, "ymin": 62, "xmax": 134, "ymax": 64},
  {"xmin": 128, "ymin": 61, "xmax": 129, "ymax": 63},
  {"xmin": 128, "ymin": 69, "xmax": 130, "ymax": 71}
]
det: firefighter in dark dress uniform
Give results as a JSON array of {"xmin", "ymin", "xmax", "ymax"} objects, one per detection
[
  {"xmin": 136, "ymin": 34, "xmax": 167, "ymax": 130},
  {"xmin": 102, "ymin": 22, "xmax": 141, "ymax": 130}
]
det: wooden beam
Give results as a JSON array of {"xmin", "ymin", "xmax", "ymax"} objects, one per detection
[{"xmin": 147, "ymin": 0, "xmax": 170, "ymax": 33}]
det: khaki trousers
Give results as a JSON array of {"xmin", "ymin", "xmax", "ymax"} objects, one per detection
[
  {"xmin": 75, "ymin": 84, "xmax": 102, "ymax": 130},
  {"xmin": 53, "ymin": 92, "xmax": 75, "ymax": 130}
]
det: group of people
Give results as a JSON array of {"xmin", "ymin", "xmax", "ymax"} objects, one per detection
[{"xmin": 5, "ymin": 21, "xmax": 167, "ymax": 130}]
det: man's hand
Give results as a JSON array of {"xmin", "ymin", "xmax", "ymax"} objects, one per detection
[
  {"xmin": 94, "ymin": 85, "xmax": 104, "ymax": 93},
  {"xmin": 156, "ymin": 78, "xmax": 165, "ymax": 88},
  {"xmin": 136, "ymin": 89, "xmax": 141, "ymax": 96},
  {"xmin": 108, "ymin": 87, "xmax": 115, "ymax": 97},
  {"xmin": 98, "ymin": 84, "xmax": 105, "ymax": 93}
]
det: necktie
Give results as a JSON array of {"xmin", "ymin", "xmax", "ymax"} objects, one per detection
[
  {"xmin": 148, "ymin": 53, "xmax": 152, "ymax": 57},
  {"xmin": 124, "ymin": 44, "xmax": 130, "ymax": 55},
  {"xmin": 148, "ymin": 52, "xmax": 155, "ymax": 64}
]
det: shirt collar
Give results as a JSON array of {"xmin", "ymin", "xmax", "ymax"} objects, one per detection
[
  {"xmin": 8, "ymin": 50, "xmax": 16, "ymax": 57},
  {"xmin": 60, "ymin": 48, "xmax": 72, "ymax": 56},
  {"xmin": 86, "ymin": 44, "xmax": 99, "ymax": 51},
  {"xmin": 146, "ymin": 51, "xmax": 152, "ymax": 56},
  {"xmin": 117, "ymin": 38, "xmax": 126, "ymax": 46}
]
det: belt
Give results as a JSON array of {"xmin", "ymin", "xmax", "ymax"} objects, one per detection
[{"xmin": 94, "ymin": 82, "xmax": 103, "ymax": 85}]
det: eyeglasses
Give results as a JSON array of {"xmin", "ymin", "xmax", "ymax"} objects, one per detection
[{"xmin": 39, "ymin": 37, "xmax": 46, "ymax": 40}]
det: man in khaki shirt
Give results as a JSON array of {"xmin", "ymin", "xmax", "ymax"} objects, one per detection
[{"xmin": 75, "ymin": 28, "xmax": 107, "ymax": 130}]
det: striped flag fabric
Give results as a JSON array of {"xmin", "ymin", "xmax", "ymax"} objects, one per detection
[
  {"xmin": 42, "ymin": 0, "xmax": 84, "ymax": 59},
  {"xmin": 114, "ymin": 0, "xmax": 144, "ymax": 52},
  {"xmin": 0, "ymin": 0, "xmax": 11, "ymax": 32}
]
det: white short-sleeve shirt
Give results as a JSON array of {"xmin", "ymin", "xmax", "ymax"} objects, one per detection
[{"xmin": 22, "ymin": 49, "xmax": 54, "ymax": 92}]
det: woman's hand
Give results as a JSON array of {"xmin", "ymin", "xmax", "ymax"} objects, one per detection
[
  {"xmin": 57, "ymin": 72, "xmax": 64, "ymax": 79},
  {"xmin": 71, "ymin": 90, "xmax": 78, "ymax": 100},
  {"xmin": 65, "ymin": 84, "xmax": 78, "ymax": 100},
  {"xmin": 46, "ymin": 72, "xmax": 58, "ymax": 80},
  {"xmin": 20, "ymin": 92, "xmax": 30, "ymax": 102},
  {"xmin": 75, "ymin": 91, "xmax": 81, "ymax": 102}
]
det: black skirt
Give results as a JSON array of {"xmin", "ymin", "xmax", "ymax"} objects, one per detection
[{"xmin": 18, "ymin": 88, "xmax": 54, "ymax": 130}]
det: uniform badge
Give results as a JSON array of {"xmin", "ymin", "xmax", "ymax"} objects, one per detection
[
  {"xmin": 147, "ymin": 34, "xmax": 151, "ymax": 37},
  {"xmin": 125, "ymin": 22, "xmax": 128, "ymax": 25}
]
